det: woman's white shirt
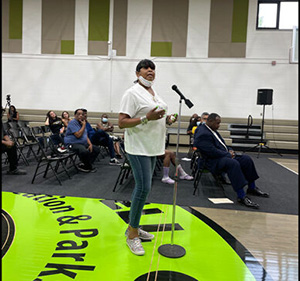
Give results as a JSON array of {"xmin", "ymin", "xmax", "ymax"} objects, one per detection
[{"xmin": 119, "ymin": 83, "xmax": 168, "ymax": 156}]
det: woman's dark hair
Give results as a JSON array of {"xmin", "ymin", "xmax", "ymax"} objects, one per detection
[
  {"xmin": 136, "ymin": 59, "xmax": 155, "ymax": 72},
  {"xmin": 46, "ymin": 110, "xmax": 58, "ymax": 125},
  {"xmin": 9, "ymin": 105, "xmax": 17, "ymax": 115},
  {"xmin": 61, "ymin": 111, "xmax": 70, "ymax": 119}
]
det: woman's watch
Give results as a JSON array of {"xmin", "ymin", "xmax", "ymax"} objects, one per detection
[{"xmin": 140, "ymin": 116, "xmax": 148, "ymax": 125}]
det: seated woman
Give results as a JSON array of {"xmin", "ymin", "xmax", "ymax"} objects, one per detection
[
  {"xmin": 97, "ymin": 113, "xmax": 122, "ymax": 159},
  {"xmin": 61, "ymin": 111, "xmax": 72, "ymax": 128},
  {"xmin": 159, "ymin": 150, "xmax": 193, "ymax": 184},
  {"xmin": 7, "ymin": 105, "xmax": 19, "ymax": 123},
  {"xmin": 45, "ymin": 110, "xmax": 66, "ymax": 151}
]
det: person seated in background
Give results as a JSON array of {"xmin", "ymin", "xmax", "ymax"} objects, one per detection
[
  {"xmin": 7, "ymin": 105, "xmax": 19, "ymax": 123},
  {"xmin": 64, "ymin": 108, "xmax": 100, "ymax": 173},
  {"xmin": 2, "ymin": 121, "xmax": 26, "ymax": 175},
  {"xmin": 200, "ymin": 112, "xmax": 209, "ymax": 125},
  {"xmin": 45, "ymin": 110, "xmax": 66, "ymax": 151},
  {"xmin": 194, "ymin": 113, "xmax": 269, "ymax": 209},
  {"xmin": 159, "ymin": 149, "xmax": 193, "ymax": 184},
  {"xmin": 82, "ymin": 109, "xmax": 120, "ymax": 165},
  {"xmin": 193, "ymin": 111, "xmax": 210, "ymax": 137},
  {"xmin": 187, "ymin": 113, "xmax": 199, "ymax": 135},
  {"xmin": 61, "ymin": 111, "xmax": 72, "ymax": 128},
  {"xmin": 97, "ymin": 113, "xmax": 122, "ymax": 159}
]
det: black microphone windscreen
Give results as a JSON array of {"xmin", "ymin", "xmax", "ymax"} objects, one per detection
[{"xmin": 171, "ymin": 85, "xmax": 177, "ymax": 90}]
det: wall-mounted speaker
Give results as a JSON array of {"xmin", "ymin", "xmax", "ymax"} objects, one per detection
[{"xmin": 257, "ymin": 89, "xmax": 273, "ymax": 105}]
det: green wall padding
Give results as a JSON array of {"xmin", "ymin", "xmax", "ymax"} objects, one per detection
[
  {"xmin": 151, "ymin": 42, "xmax": 172, "ymax": 57},
  {"xmin": 61, "ymin": 40, "xmax": 74, "ymax": 54},
  {"xmin": 88, "ymin": 0, "xmax": 110, "ymax": 41},
  {"xmin": 231, "ymin": 0, "xmax": 249, "ymax": 42},
  {"xmin": 9, "ymin": 0, "xmax": 23, "ymax": 39}
]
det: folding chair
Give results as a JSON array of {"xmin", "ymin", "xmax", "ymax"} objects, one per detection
[
  {"xmin": 19, "ymin": 126, "xmax": 40, "ymax": 161},
  {"xmin": 31, "ymin": 135, "xmax": 78, "ymax": 185},
  {"xmin": 192, "ymin": 149, "xmax": 224, "ymax": 195},
  {"xmin": 113, "ymin": 143, "xmax": 132, "ymax": 192}
]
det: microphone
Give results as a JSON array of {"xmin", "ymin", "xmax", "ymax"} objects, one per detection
[{"xmin": 171, "ymin": 85, "xmax": 194, "ymax": 108}]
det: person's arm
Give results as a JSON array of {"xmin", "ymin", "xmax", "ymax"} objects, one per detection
[
  {"xmin": 74, "ymin": 120, "xmax": 86, "ymax": 138},
  {"xmin": 2, "ymin": 135, "xmax": 14, "ymax": 147},
  {"xmin": 119, "ymin": 107, "xmax": 165, "ymax": 129},
  {"xmin": 45, "ymin": 117, "xmax": 50, "ymax": 126},
  {"xmin": 14, "ymin": 112, "xmax": 19, "ymax": 121},
  {"xmin": 87, "ymin": 136, "xmax": 93, "ymax": 152},
  {"xmin": 108, "ymin": 121, "xmax": 114, "ymax": 132},
  {"xmin": 97, "ymin": 122, "xmax": 109, "ymax": 131}
]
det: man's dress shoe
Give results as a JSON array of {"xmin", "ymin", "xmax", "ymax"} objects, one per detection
[
  {"xmin": 247, "ymin": 187, "xmax": 269, "ymax": 197},
  {"xmin": 237, "ymin": 196, "xmax": 259, "ymax": 209}
]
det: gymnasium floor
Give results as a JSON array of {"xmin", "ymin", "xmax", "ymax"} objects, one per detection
[{"xmin": 2, "ymin": 156, "xmax": 298, "ymax": 281}]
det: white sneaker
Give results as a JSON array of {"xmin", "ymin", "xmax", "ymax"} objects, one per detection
[
  {"xmin": 125, "ymin": 228, "xmax": 154, "ymax": 241},
  {"xmin": 126, "ymin": 237, "xmax": 145, "ymax": 256},
  {"xmin": 57, "ymin": 147, "xmax": 67, "ymax": 153},
  {"xmin": 179, "ymin": 173, "xmax": 194, "ymax": 180},
  {"xmin": 109, "ymin": 158, "xmax": 121, "ymax": 165},
  {"xmin": 161, "ymin": 177, "xmax": 175, "ymax": 184}
]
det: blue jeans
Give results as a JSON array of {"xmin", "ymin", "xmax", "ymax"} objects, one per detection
[{"xmin": 127, "ymin": 154, "xmax": 156, "ymax": 228}]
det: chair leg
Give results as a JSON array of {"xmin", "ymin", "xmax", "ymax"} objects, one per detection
[
  {"xmin": 113, "ymin": 169, "xmax": 124, "ymax": 192},
  {"xmin": 193, "ymin": 169, "xmax": 204, "ymax": 195}
]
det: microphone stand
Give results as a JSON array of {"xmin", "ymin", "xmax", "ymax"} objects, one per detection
[{"xmin": 158, "ymin": 89, "xmax": 193, "ymax": 258}]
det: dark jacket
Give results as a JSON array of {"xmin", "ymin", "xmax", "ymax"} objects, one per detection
[{"xmin": 193, "ymin": 124, "xmax": 232, "ymax": 174}]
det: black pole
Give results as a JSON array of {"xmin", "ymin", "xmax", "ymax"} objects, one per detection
[{"xmin": 260, "ymin": 105, "xmax": 265, "ymax": 143}]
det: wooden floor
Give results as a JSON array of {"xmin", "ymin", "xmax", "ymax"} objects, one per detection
[{"xmin": 192, "ymin": 157, "xmax": 298, "ymax": 281}]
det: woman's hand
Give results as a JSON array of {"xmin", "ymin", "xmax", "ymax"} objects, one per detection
[{"xmin": 146, "ymin": 107, "xmax": 165, "ymax": 121}]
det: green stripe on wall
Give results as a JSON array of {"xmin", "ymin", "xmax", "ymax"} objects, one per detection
[
  {"xmin": 61, "ymin": 40, "xmax": 74, "ymax": 54},
  {"xmin": 151, "ymin": 42, "xmax": 172, "ymax": 57},
  {"xmin": 88, "ymin": 0, "xmax": 110, "ymax": 41},
  {"xmin": 231, "ymin": 0, "xmax": 248, "ymax": 43},
  {"xmin": 9, "ymin": 0, "xmax": 23, "ymax": 39}
]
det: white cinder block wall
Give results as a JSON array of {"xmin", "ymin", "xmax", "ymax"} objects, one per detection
[{"xmin": 2, "ymin": 0, "xmax": 298, "ymax": 120}]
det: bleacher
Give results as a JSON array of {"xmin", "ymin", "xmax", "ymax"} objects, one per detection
[{"xmin": 16, "ymin": 109, "xmax": 298, "ymax": 154}]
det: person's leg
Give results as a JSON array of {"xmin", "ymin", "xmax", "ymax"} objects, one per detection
[
  {"xmin": 2, "ymin": 143, "xmax": 18, "ymax": 171},
  {"xmin": 93, "ymin": 130, "xmax": 116, "ymax": 159},
  {"xmin": 161, "ymin": 150, "xmax": 175, "ymax": 184},
  {"xmin": 127, "ymin": 154, "xmax": 156, "ymax": 233},
  {"xmin": 89, "ymin": 145, "xmax": 100, "ymax": 164},
  {"xmin": 114, "ymin": 141, "xmax": 122, "ymax": 158},
  {"xmin": 68, "ymin": 143, "xmax": 92, "ymax": 169},
  {"xmin": 125, "ymin": 154, "xmax": 156, "ymax": 255},
  {"xmin": 215, "ymin": 157, "xmax": 248, "ymax": 198},
  {"xmin": 235, "ymin": 155, "xmax": 269, "ymax": 197}
]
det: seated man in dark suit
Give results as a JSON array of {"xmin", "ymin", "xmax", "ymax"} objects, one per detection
[{"xmin": 193, "ymin": 113, "xmax": 269, "ymax": 209}]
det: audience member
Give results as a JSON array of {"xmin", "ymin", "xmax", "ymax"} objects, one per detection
[
  {"xmin": 200, "ymin": 112, "xmax": 209, "ymax": 124},
  {"xmin": 187, "ymin": 113, "xmax": 198, "ymax": 135},
  {"xmin": 61, "ymin": 111, "xmax": 72, "ymax": 128},
  {"xmin": 82, "ymin": 109, "xmax": 120, "ymax": 165},
  {"xmin": 194, "ymin": 113, "xmax": 269, "ymax": 209},
  {"xmin": 2, "ymin": 121, "xmax": 26, "ymax": 175},
  {"xmin": 45, "ymin": 110, "xmax": 66, "ymax": 150},
  {"xmin": 97, "ymin": 113, "xmax": 122, "ymax": 159},
  {"xmin": 7, "ymin": 105, "xmax": 19, "ymax": 122},
  {"xmin": 64, "ymin": 109, "xmax": 100, "ymax": 172},
  {"xmin": 159, "ymin": 150, "xmax": 193, "ymax": 184}
]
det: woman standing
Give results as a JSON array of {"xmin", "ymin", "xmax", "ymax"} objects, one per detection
[{"xmin": 119, "ymin": 59, "xmax": 176, "ymax": 255}]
